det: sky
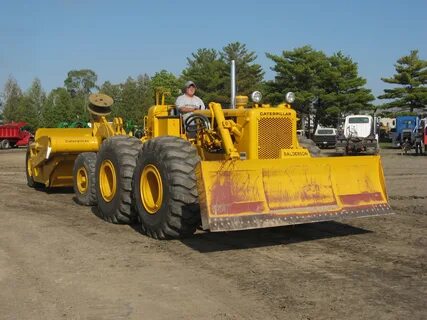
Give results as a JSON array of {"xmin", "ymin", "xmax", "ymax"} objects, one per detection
[{"xmin": 1, "ymin": 0, "xmax": 426, "ymax": 104}]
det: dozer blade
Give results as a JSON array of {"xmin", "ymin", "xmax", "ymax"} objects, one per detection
[{"xmin": 196, "ymin": 156, "xmax": 392, "ymax": 232}]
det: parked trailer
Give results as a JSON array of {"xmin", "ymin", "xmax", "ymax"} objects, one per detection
[{"xmin": 0, "ymin": 122, "xmax": 33, "ymax": 149}]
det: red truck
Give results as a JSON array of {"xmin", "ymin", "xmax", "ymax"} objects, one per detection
[{"xmin": 0, "ymin": 122, "xmax": 33, "ymax": 149}]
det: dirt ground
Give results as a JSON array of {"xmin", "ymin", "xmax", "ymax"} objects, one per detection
[{"xmin": 0, "ymin": 148, "xmax": 426, "ymax": 320}]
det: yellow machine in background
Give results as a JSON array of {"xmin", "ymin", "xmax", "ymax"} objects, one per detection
[
  {"xmin": 27, "ymin": 90, "xmax": 392, "ymax": 239},
  {"xmin": 27, "ymin": 94, "xmax": 127, "ymax": 188},
  {"xmin": 26, "ymin": 94, "xmax": 142, "ymax": 223}
]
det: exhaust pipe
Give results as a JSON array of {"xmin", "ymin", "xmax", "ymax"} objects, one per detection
[{"xmin": 231, "ymin": 60, "xmax": 236, "ymax": 109}]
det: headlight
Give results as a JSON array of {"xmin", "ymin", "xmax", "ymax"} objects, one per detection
[
  {"xmin": 285, "ymin": 92, "xmax": 295, "ymax": 103},
  {"xmin": 250, "ymin": 91, "xmax": 262, "ymax": 103}
]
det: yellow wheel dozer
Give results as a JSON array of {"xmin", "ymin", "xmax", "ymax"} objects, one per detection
[
  {"xmin": 130, "ymin": 95, "xmax": 392, "ymax": 238},
  {"xmin": 26, "ymin": 91, "xmax": 392, "ymax": 239}
]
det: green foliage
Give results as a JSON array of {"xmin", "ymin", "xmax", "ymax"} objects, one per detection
[
  {"xmin": 25, "ymin": 78, "xmax": 46, "ymax": 129},
  {"xmin": 2, "ymin": 76, "xmax": 23, "ymax": 123},
  {"xmin": 265, "ymin": 46, "xmax": 374, "ymax": 127},
  {"xmin": 41, "ymin": 88, "xmax": 75, "ymax": 127},
  {"xmin": 150, "ymin": 70, "xmax": 180, "ymax": 104},
  {"xmin": 378, "ymin": 50, "xmax": 427, "ymax": 112},
  {"xmin": 220, "ymin": 42, "xmax": 264, "ymax": 101},
  {"xmin": 321, "ymin": 52, "xmax": 375, "ymax": 125},
  {"xmin": 181, "ymin": 42, "xmax": 264, "ymax": 106},
  {"xmin": 99, "ymin": 73, "xmax": 153, "ymax": 126},
  {"xmin": 64, "ymin": 69, "xmax": 98, "ymax": 94},
  {"xmin": 182, "ymin": 48, "xmax": 225, "ymax": 104},
  {"xmin": 15, "ymin": 96, "xmax": 38, "ymax": 131}
]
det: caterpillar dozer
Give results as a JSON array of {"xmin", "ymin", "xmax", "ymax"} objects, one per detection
[{"xmin": 27, "ymin": 89, "xmax": 392, "ymax": 239}]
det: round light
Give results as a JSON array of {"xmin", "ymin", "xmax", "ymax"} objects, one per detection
[
  {"xmin": 250, "ymin": 91, "xmax": 262, "ymax": 103},
  {"xmin": 285, "ymin": 92, "xmax": 295, "ymax": 103}
]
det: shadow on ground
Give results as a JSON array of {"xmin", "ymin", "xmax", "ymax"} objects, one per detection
[
  {"xmin": 180, "ymin": 221, "xmax": 371, "ymax": 253},
  {"xmin": 88, "ymin": 204, "xmax": 372, "ymax": 252}
]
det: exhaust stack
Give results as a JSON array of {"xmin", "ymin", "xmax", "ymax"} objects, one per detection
[{"xmin": 231, "ymin": 60, "xmax": 236, "ymax": 109}]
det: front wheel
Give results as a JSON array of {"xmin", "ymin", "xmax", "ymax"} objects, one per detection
[{"xmin": 133, "ymin": 136, "xmax": 201, "ymax": 239}]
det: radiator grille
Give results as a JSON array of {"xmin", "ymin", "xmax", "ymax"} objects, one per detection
[{"xmin": 258, "ymin": 117, "xmax": 293, "ymax": 159}]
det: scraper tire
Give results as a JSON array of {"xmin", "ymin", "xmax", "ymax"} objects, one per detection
[
  {"xmin": 133, "ymin": 136, "xmax": 201, "ymax": 239},
  {"xmin": 298, "ymin": 136, "xmax": 322, "ymax": 157},
  {"xmin": 73, "ymin": 152, "xmax": 97, "ymax": 206},
  {"xmin": 96, "ymin": 136, "xmax": 142, "ymax": 224}
]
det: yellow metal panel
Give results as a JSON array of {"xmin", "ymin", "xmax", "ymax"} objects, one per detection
[
  {"xmin": 158, "ymin": 118, "xmax": 181, "ymax": 137},
  {"xmin": 196, "ymin": 156, "xmax": 391, "ymax": 231},
  {"xmin": 48, "ymin": 158, "xmax": 75, "ymax": 187}
]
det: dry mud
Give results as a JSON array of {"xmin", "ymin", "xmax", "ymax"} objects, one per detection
[{"xmin": 0, "ymin": 148, "xmax": 425, "ymax": 320}]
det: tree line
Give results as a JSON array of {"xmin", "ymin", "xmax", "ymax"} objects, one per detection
[{"xmin": 1, "ymin": 42, "xmax": 426, "ymax": 132}]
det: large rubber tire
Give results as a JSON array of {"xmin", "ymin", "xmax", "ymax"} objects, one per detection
[
  {"xmin": 133, "ymin": 136, "xmax": 201, "ymax": 239},
  {"xmin": 298, "ymin": 136, "xmax": 322, "ymax": 157},
  {"xmin": 25, "ymin": 147, "xmax": 44, "ymax": 188},
  {"xmin": 95, "ymin": 136, "xmax": 141, "ymax": 224},
  {"xmin": 73, "ymin": 152, "xmax": 97, "ymax": 206},
  {"xmin": 1, "ymin": 139, "xmax": 10, "ymax": 149}
]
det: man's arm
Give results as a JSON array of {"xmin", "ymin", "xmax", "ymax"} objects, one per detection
[{"xmin": 179, "ymin": 106, "xmax": 197, "ymax": 113}]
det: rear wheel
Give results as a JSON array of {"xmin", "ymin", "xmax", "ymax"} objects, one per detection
[
  {"xmin": 96, "ymin": 136, "xmax": 141, "ymax": 224},
  {"xmin": 133, "ymin": 136, "xmax": 201, "ymax": 239},
  {"xmin": 1, "ymin": 139, "xmax": 10, "ymax": 149},
  {"xmin": 73, "ymin": 152, "xmax": 97, "ymax": 206}
]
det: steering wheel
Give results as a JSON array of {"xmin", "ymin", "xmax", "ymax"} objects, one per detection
[{"xmin": 184, "ymin": 114, "xmax": 210, "ymax": 133}]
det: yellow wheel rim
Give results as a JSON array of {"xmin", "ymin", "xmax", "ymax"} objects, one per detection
[
  {"xmin": 140, "ymin": 164, "xmax": 163, "ymax": 214},
  {"xmin": 76, "ymin": 166, "xmax": 88, "ymax": 194},
  {"xmin": 100, "ymin": 160, "xmax": 117, "ymax": 202}
]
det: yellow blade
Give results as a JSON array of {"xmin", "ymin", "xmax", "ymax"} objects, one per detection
[{"xmin": 196, "ymin": 156, "xmax": 392, "ymax": 232}]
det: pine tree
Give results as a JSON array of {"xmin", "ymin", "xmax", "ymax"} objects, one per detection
[
  {"xmin": 26, "ymin": 78, "xmax": 46, "ymax": 129},
  {"xmin": 378, "ymin": 50, "xmax": 427, "ymax": 112},
  {"xmin": 266, "ymin": 46, "xmax": 374, "ymax": 128},
  {"xmin": 321, "ymin": 52, "xmax": 374, "ymax": 126},
  {"xmin": 41, "ymin": 88, "xmax": 74, "ymax": 127},
  {"xmin": 181, "ymin": 48, "xmax": 225, "ymax": 104},
  {"xmin": 2, "ymin": 76, "xmax": 23, "ymax": 123},
  {"xmin": 220, "ymin": 42, "xmax": 264, "ymax": 99}
]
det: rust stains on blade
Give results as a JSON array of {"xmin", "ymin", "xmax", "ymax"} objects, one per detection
[
  {"xmin": 209, "ymin": 167, "xmax": 267, "ymax": 215},
  {"xmin": 339, "ymin": 192, "xmax": 384, "ymax": 206}
]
